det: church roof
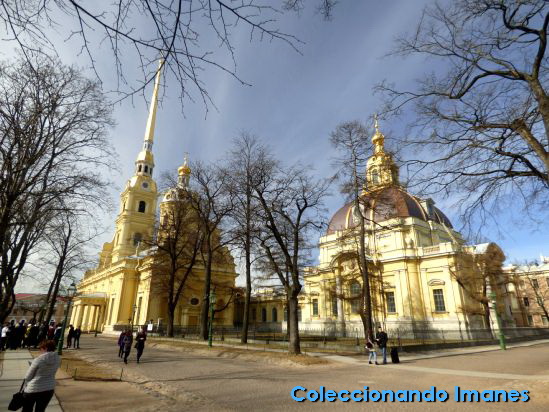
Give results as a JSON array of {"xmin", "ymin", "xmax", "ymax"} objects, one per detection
[{"xmin": 326, "ymin": 186, "xmax": 453, "ymax": 235}]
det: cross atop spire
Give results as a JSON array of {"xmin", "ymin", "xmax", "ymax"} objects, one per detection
[{"xmin": 372, "ymin": 113, "xmax": 385, "ymax": 154}]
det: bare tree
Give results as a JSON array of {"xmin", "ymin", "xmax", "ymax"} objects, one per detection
[
  {"xmin": 378, "ymin": 0, "xmax": 549, "ymax": 232},
  {"xmin": 253, "ymin": 159, "xmax": 331, "ymax": 354},
  {"xmin": 225, "ymin": 133, "xmax": 266, "ymax": 343},
  {"xmin": 450, "ymin": 244, "xmax": 507, "ymax": 333},
  {"xmin": 148, "ymin": 180, "xmax": 202, "ymax": 337},
  {"xmin": 187, "ymin": 161, "xmax": 234, "ymax": 340},
  {"xmin": 0, "ymin": 1, "xmax": 334, "ymax": 105},
  {"xmin": 0, "ymin": 55, "xmax": 113, "ymax": 324}
]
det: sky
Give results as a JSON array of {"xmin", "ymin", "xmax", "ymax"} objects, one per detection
[{"xmin": 4, "ymin": 1, "xmax": 548, "ymax": 291}]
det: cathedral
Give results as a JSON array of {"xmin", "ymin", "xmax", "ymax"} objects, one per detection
[
  {"xmin": 71, "ymin": 62, "xmax": 237, "ymax": 333},
  {"xmin": 253, "ymin": 121, "xmax": 512, "ymax": 336}
]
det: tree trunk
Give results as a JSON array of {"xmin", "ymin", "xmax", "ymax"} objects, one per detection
[
  {"xmin": 44, "ymin": 266, "xmax": 63, "ymax": 325},
  {"xmin": 483, "ymin": 302, "xmax": 492, "ymax": 334},
  {"xmin": 199, "ymin": 242, "xmax": 213, "ymax": 340},
  {"xmin": 356, "ymin": 201, "xmax": 373, "ymax": 339},
  {"xmin": 167, "ymin": 306, "xmax": 175, "ymax": 337},
  {"xmin": 241, "ymin": 237, "xmax": 252, "ymax": 343},
  {"xmin": 287, "ymin": 291, "xmax": 301, "ymax": 355}
]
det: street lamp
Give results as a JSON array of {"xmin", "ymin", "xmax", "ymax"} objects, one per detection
[
  {"xmin": 208, "ymin": 290, "xmax": 217, "ymax": 347},
  {"xmin": 489, "ymin": 292, "xmax": 506, "ymax": 350},
  {"xmin": 57, "ymin": 282, "xmax": 77, "ymax": 355}
]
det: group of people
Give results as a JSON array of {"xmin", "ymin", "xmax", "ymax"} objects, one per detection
[
  {"xmin": 1, "ymin": 319, "xmax": 82, "ymax": 352},
  {"xmin": 366, "ymin": 326, "xmax": 389, "ymax": 365},
  {"xmin": 117, "ymin": 327, "xmax": 147, "ymax": 364}
]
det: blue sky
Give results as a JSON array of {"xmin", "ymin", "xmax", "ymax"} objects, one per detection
[{"xmin": 5, "ymin": 1, "xmax": 548, "ymax": 290}]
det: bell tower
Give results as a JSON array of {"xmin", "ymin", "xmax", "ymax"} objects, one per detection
[{"xmin": 112, "ymin": 60, "xmax": 164, "ymax": 260}]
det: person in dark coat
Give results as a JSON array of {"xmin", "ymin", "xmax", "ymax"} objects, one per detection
[
  {"xmin": 117, "ymin": 330, "xmax": 126, "ymax": 358},
  {"xmin": 16, "ymin": 320, "xmax": 26, "ymax": 348},
  {"xmin": 122, "ymin": 331, "xmax": 133, "ymax": 364},
  {"xmin": 47, "ymin": 323, "xmax": 55, "ymax": 340},
  {"xmin": 36, "ymin": 322, "xmax": 48, "ymax": 346},
  {"xmin": 66, "ymin": 325, "xmax": 75, "ymax": 348},
  {"xmin": 73, "ymin": 327, "xmax": 81, "ymax": 349},
  {"xmin": 135, "ymin": 328, "xmax": 147, "ymax": 363},
  {"xmin": 53, "ymin": 324, "xmax": 62, "ymax": 345},
  {"xmin": 375, "ymin": 326, "xmax": 389, "ymax": 365}
]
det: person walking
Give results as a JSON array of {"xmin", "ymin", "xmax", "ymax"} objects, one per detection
[
  {"xmin": 73, "ymin": 327, "xmax": 81, "ymax": 349},
  {"xmin": 1, "ymin": 322, "xmax": 9, "ymax": 351},
  {"xmin": 66, "ymin": 325, "xmax": 74, "ymax": 349},
  {"xmin": 375, "ymin": 326, "xmax": 388, "ymax": 365},
  {"xmin": 122, "ymin": 331, "xmax": 133, "ymax": 364},
  {"xmin": 21, "ymin": 340, "xmax": 61, "ymax": 412},
  {"xmin": 53, "ymin": 324, "xmax": 62, "ymax": 345},
  {"xmin": 117, "ymin": 330, "xmax": 126, "ymax": 358},
  {"xmin": 366, "ymin": 331, "xmax": 377, "ymax": 365},
  {"xmin": 36, "ymin": 323, "xmax": 47, "ymax": 346},
  {"xmin": 135, "ymin": 328, "xmax": 147, "ymax": 363}
]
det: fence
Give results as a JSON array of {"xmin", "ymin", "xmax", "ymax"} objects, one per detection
[{"xmin": 113, "ymin": 324, "xmax": 549, "ymax": 351}]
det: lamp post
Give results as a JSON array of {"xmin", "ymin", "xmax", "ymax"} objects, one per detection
[
  {"xmin": 489, "ymin": 292, "xmax": 506, "ymax": 350},
  {"xmin": 57, "ymin": 282, "xmax": 77, "ymax": 355},
  {"xmin": 208, "ymin": 290, "xmax": 217, "ymax": 347},
  {"xmin": 131, "ymin": 304, "xmax": 138, "ymax": 332}
]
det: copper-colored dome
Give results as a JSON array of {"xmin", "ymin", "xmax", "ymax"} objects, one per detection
[{"xmin": 326, "ymin": 186, "xmax": 452, "ymax": 234}]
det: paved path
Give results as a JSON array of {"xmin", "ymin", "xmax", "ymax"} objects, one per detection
[
  {"xmin": 63, "ymin": 335, "xmax": 549, "ymax": 411},
  {"xmin": 0, "ymin": 350, "xmax": 62, "ymax": 411}
]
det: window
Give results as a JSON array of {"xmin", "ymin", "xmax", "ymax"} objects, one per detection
[
  {"xmin": 150, "ymin": 167, "xmax": 153, "ymax": 176},
  {"xmin": 297, "ymin": 307, "xmax": 302, "ymax": 322},
  {"xmin": 350, "ymin": 282, "xmax": 361, "ymax": 314},
  {"xmin": 190, "ymin": 298, "xmax": 199, "ymax": 306},
  {"xmin": 144, "ymin": 165, "xmax": 148, "ymax": 173},
  {"xmin": 272, "ymin": 308, "xmax": 278, "ymax": 322},
  {"xmin": 133, "ymin": 233, "xmax": 142, "ymax": 247},
  {"xmin": 371, "ymin": 169, "xmax": 379, "ymax": 184},
  {"xmin": 432, "ymin": 289, "xmax": 446, "ymax": 312},
  {"xmin": 331, "ymin": 295, "xmax": 338, "ymax": 316},
  {"xmin": 386, "ymin": 291, "xmax": 396, "ymax": 313},
  {"xmin": 138, "ymin": 201, "xmax": 146, "ymax": 213},
  {"xmin": 251, "ymin": 308, "xmax": 256, "ymax": 321},
  {"xmin": 261, "ymin": 308, "xmax": 267, "ymax": 322},
  {"xmin": 543, "ymin": 316, "xmax": 549, "ymax": 326},
  {"xmin": 138, "ymin": 165, "xmax": 142, "ymax": 172},
  {"xmin": 523, "ymin": 297, "xmax": 530, "ymax": 307},
  {"xmin": 283, "ymin": 307, "xmax": 288, "ymax": 322},
  {"xmin": 532, "ymin": 279, "xmax": 539, "ymax": 289},
  {"xmin": 527, "ymin": 315, "xmax": 533, "ymax": 326},
  {"xmin": 312, "ymin": 299, "xmax": 319, "ymax": 316}
]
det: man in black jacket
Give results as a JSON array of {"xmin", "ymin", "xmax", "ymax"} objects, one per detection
[{"xmin": 376, "ymin": 326, "xmax": 388, "ymax": 365}]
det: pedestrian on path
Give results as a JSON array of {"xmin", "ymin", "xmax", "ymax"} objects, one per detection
[
  {"xmin": 21, "ymin": 339, "xmax": 61, "ymax": 412},
  {"xmin": 135, "ymin": 327, "xmax": 147, "ymax": 363},
  {"xmin": 53, "ymin": 325, "xmax": 62, "ymax": 345},
  {"xmin": 122, "ymin": 331, "xmax": 133, "ymax": 364},
  {"xmin": 118, "ymin": 330, "xmax": 126, "ymax": 358},
  {"xmin": 366, "ymin": 330, "xmax": 377, "ymax": 365},
  {"xmin": 1, "ymin": 322, "xmax": 9, "ymax": 351},
  {"xmin": 66, "ymin": 325, "xmax": 74, "ymax": 348},
  {"xmin": 73, "ymin": 327, "xmax": 81, "ymax": 349},
  {"xmin": 375, "ymin": 326, "xmax": 388, "ymax": 365}
]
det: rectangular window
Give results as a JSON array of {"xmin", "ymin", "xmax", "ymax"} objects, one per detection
[
  {"xmin": 331, "ymin": 296, "xmax": 338, "ymax": 316},
  {"xmin": 432, "ymin": 289, "xmax": 446, "ymax": 312},
  {"xmin": 251, "ymin": 308, "xmax": 256, "ymax": 321},
  {"xmin": 385, "ymin": 291, "xmax": 396, "ymax": 313},
  {"xmin": 283, "ymin": 308, "xmax": 287, "ymax": 322},
  {"xmin": 543, "ymin": 316, "xmax": 549, "ymax": 326},
  {"xmin": 297, "ymin": 307, "xmax": 302, "ymax": 322},
  {"xmin": 532, "ymin": 279, "xmax": 539, "ymax": 289},
  {"xmin": 523, "ymin": 297, "xmax": 530, "ymax": 307},
  {"xmin": 527, "ymin": 315, "xmax": 533, "ymax": 326},
  {"xmin": 312, "ymin": 299, "xmax": 319, "ymax": 316}
]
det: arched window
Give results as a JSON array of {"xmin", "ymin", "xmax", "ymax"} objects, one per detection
[
  {"xmin": 150, "ymin": 167, "xmax": 153, "ymax": 176},
  {"xmin": 261, "ymin": 308, "xmax": 267, "ymax": 322},
  {"xmin": 371, "ymin": 169, "xmax": 379, "ymax": 184},
  {"xmin": 272, "ymin": 308, "xmax": 278, "ymax": 322},
  {"xmin": 138, "ymin": 201, "xmax": 146, "ymax": 213},
  {"xmin": 144, "ymin": 165, "xmax": 149, "ymax": 173},
  {"xmin": 133, "ymin": 233, "xmax": 142, "ymax": 247},
  {"xmin": 138, "ymin": 165, "xmax": 142, "ymax": 173}
]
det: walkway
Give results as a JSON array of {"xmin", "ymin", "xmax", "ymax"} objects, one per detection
[{"xmin": 0, "ymin": 350, "xmax": 62, "ymax": 411}]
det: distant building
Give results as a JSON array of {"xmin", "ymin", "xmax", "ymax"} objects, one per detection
[
  {"xmin": 504, "ymin": 260, "xmax": 549, "ymax": 327},
  {"xmin": 7, "ymin": 294, "xmax": 67, "ymax": 324}
]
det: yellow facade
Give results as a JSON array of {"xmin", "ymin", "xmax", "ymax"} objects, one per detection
[
  {"xmin": 71, "ymin": 62, "xmax": 237, "ymax": 333},
  {"xmin": 289, "ymin": 121, "xmax": 511, "ymax": 336}
]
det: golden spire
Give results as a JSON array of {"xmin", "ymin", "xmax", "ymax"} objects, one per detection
[
  {"xmin": 372, "ymin": 113, "xmax": 385, "ymax": 154},
  {"xmin": 177, "ymin": 152, "xmax": 191, "ymax": 188},
  {"xmin": 143, "ymin": 59, "xmax": 164, "ymax": 148}
]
